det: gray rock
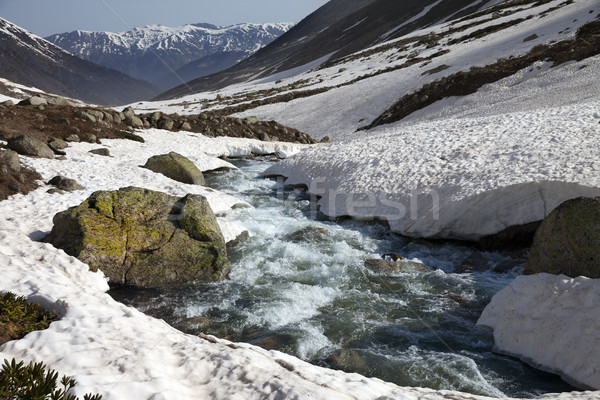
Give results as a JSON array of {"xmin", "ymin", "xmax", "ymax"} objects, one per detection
[
  {"xmin": 102, "ymin": 112, "xmax": 114, "ymax": 123},
  {"xmin": 0, "ymin": 149, "xmax": 21, "ymax": 172},
  {"xmin": 89, "ymin": 148, "xmax": 111, "ymax": 156},
  {"xmin": 320, "ymin": 136, "xmax": 331, "ymax": 143},
  {"xmin": 125, "ymin": 115, "xmax": 143, "ymax": 129},
  {"xmin": 18, "ymin": 96, "xmax": 47, "ymax": 106},
  {"xmin": 45, "ymin": 97, "xmax": 73, "ymax": 106},
  {"xmin": 245, "ymin": 116, "xmax": 259, "ymax": 124},
  {"xmin": 364, "ymin": 258, "xmax": 431, "ymax": 274},
  {"xmin": 111, "ymin": 112, "xmax": 123, "ymax": 124},
  {"xmin": 143, "ymin": 152, "xmax": 205, "ymax": 185},
  {"xmin": 284, "ymin": 227, "xmax": 329, "ymax": 243},
  {"xmin": 44, "ymin": 187, "xmax": 230, "ymax": 288},
  {"xmin": 49, "ymin": 139, "xmax": 68, "ymax": 151},
  {"xmin": 158, "ymin": 118, "xmax": 174, "ymax": 130},
  {"xmin": 122, "ymin": 106, "xmax": 135, "ymax": 118},
  {"xmin": 1, "ymin": 100, "xmax": 14, "ymax": 106},
  {"xmin": 86, "ymin": 110, "xmax": 105, "ymax": 121},
  {"xmin": 526, "ymin": 197, "xmax": 600, "ymax": 278},
  {"xmin": 75, "ymin": 110, "xmax": 96, "ymax": 123},
  {"xmin": 65, "ymin": 134, "xmax": 80, "ymax": 142},
  {"xmin": 7, "ymin": 135, "xmax": 54, "ymax": 159},
  {"xmin": 258, "ymin": 132, "xmax": 270, "ymax": 141},
  {"xmin": 48, "ymin": 175, "xmax": 83, "ymax": 191},
  {"xmin": 181, "ymin": 122, "xmax": 192, "ymax": 131},
  {"xmin": 150, "ymin": 111, "xmax": 162, "ymax": 122}
]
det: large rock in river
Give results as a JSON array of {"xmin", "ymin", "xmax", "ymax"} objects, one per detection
[
  {"xmin": 44, "ymin": 187, "xmax": 230, "ymax": 288},
  {"xmin": 525, "ymin": 197, "xmax": 600, "ymax": 278},
  {"xmin": 143, "ymin": 152, "xmax": 205, "ymax": 185}
]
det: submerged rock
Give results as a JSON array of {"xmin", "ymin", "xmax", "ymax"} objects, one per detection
[
  {"xmin": 283, "ymin": 227, "xmax": 329, "ymax": 242},
  {"xmin": 143, "ymin": 152, "xmax": 205, "ymax": 185},
  {"xmin": 526, "ymin": 196, "xmax": 600, "ymax": 278},
  {"xmin": 44, "ymin": 187, "xmax": 230, "ymax": 288},
  {"xmin": 364, "ymin": 258, "xmax": 431, "ymax": 274}
]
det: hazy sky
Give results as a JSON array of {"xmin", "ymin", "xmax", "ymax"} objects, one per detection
[{"xmin": 0, "ymin": 0, "xmax": 329, "ymax": 37}]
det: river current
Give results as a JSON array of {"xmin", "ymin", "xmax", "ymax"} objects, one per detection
[{"xmin": 110, "ymin": 158, "xmax": 575, "ymax": 398}]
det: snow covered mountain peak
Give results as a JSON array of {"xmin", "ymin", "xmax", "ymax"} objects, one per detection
[{"xmin": 46, "ymin": 22, "xmax": 294, "ymax": 89}]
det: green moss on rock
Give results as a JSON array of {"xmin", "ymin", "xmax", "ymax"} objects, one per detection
[
  {"xmin": 525, "ymin": 197, "xmax": 600, "ymax": 278},
  {"xmin": 44, "ymin": 187, "xmax": 230, "ymax": 288},
  {"xmin": 143, "ymin": 152, "xmax": 205, "ymax": 185}
]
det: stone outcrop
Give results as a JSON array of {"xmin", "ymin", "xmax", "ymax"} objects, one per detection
[
  {"xmin": 143, "ymin": 152, "xmax": 205, "ymax": 185},
  {"xmin": 7, "ymin": 135, "xmax": 54, "ymax": 159},
  {"xmin": 525, "ymin": 197, "xmax": 600, "ymax": 278},
  {"xmin": 44, "ymin": 187, "xmax": 230, "ymax": 288}
]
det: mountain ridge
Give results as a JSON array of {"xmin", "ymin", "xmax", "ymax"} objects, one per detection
[
  {"xmin": 155, "ymin": 0, "xmax": 500, "ymax": 99},
  {"xmin": 46, "ymin": 23, "xmax": 293, "ymax": 89},
  {"xmin": 0, "ymin": 17, "xmax": 158, "ymax": 105}
]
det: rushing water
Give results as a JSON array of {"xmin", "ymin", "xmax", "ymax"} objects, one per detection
[{"xmin": 110, "ymin": 158, "xmax": 575, "ymax": 398}]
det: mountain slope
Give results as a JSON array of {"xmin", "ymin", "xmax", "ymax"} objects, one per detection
[
  {"xmin": 46, "ymin": 23, "xmax": 293, "ymax": 90},
  {"xmin": 156, "ymin": 0, "xmax": 499, "ymax": 99},
  {"xmin": 0, "ymin": 17, "xmax": 158, "ymax": 105}
]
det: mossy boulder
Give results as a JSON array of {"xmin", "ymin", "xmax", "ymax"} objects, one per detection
[
  {"xmin": 143, "ymin": 152, "xmax": 205, "ymax": 185},
  {"xmin": 44, "ymin": 187, "xmax": 230, "ymax": 288},
  {"xmin": 525, "ymin": 197, "xmax": 600, "ymax": 278}
]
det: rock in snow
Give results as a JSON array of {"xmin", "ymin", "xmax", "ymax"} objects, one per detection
[
  {"xmin": 44, "ymin": 187, "xmax": 230, "ymax": 288},
  {"xmin": 477, "ymin": 273, "xmax": 600, "ymax": 390}
]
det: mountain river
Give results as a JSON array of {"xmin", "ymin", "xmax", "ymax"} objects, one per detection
[{"xmin": 110, "ymin": 158, "xmax": 576, "ymax": 398}]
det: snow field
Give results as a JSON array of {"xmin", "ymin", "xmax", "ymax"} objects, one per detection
[{"xmin": 1, "ymin": 128, "xmax": 525, "ymax": 400}]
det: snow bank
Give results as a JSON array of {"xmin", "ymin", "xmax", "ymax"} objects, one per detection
[
  {"xmin": 0, "ymin": 128, "xmax": 530, "ymax": 400},
  {"xmin": 477, "ymin": 274, "xmax": 600, "ymax": 390},
  {"xmin": 263, "ymin": 101, "xmax": 600, "ymax": 240}
]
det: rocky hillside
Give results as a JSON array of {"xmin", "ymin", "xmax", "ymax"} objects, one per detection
[
  {"xmin": 156, "ymin": 0, "xmax": 501, "ymax": 99},
  {"xmin": 46, "ymin": 23, "xmax": 293, "ymax": 90},
  {"xmin": 0, "ymin": 18, "xmax": 158, "ymax": 105}
]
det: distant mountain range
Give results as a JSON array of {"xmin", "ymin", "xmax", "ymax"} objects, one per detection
[
  {"xmin": 46, "ymin": 23, "xmax": 293, "ymax": 90},
  {"xmin": 0, "ymin": 17, "xmax": 157, "ymax": 105},
  {"xmin": 157, "ymin": 0, "xmax": 502, "ymax": 99}
]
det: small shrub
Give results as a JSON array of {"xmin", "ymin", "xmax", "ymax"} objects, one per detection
[
  {"xmin": 0, "ymin": 358, "xmax": 102, "ymax": 400},
  {"xmin": 0, "ymin": 292, "xmax": 58, "ymax": 346}
]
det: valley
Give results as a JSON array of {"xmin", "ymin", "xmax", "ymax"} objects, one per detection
[{"xmin": 1, "ymin": 0, "xmax": 600, "ymax": 399}]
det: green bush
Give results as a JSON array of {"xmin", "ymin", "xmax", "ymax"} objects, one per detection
[
  {"xmin": 0, "ymin": 292, "xmax": 58, "ymax": 346},
  {"xmin": 0, "ymin": 358, "xmax": 102, "ymax": 400}
]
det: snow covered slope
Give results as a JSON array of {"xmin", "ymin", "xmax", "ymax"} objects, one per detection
[
  {"xmin": 46, "ymin": 23, "xmax": 293, "ymax": 89},
  {"xmin": 157, "ymin": 0, "xmax": 500, "ymax": 98},
  {"xmin": 0, "ymin": 17, "xmax": 157, "ymax": 105}
]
